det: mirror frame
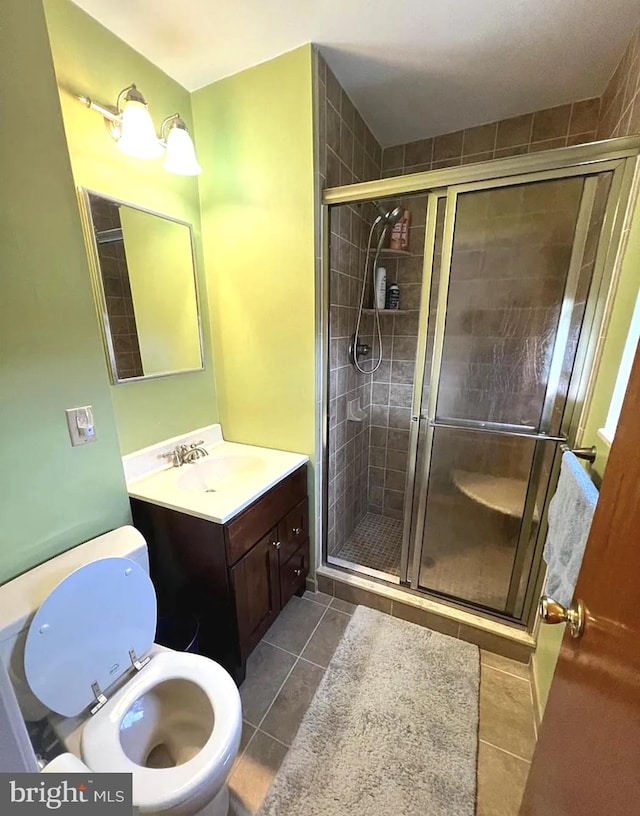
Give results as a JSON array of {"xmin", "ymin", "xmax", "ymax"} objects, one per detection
[{"xmin": 78, "ymin": 187, "xmax": 205, "ymax": 384}]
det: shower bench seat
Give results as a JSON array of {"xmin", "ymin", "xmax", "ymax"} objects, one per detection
[{"xmin": 452, "ymin": 469, "xmax": 541, "ymax": 522}]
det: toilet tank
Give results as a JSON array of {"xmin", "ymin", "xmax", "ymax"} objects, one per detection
[{"xmin": 0, "ymin": 526, "xmax": 149, "ymax": 720}]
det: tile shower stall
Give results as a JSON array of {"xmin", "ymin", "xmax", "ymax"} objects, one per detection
[
  {"xmin": 327, "ymin": 194, "xmax": 429, "ymax": 574},
  {"xmin": 324, "ymin": 143, "xmax": 635, "ymax": 623}
]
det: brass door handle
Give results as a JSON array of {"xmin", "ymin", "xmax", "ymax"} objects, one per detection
[{"xmin": 539, "ymin": 595, "xmax": 586, "ymax": 639}]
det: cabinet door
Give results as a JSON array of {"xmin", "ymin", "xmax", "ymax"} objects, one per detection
[{"xmin": 231, "ymin": 529, "xmax": 281, "ymax": 660}]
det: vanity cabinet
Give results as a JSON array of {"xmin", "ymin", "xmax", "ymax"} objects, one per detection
[{"xmin": 130, "ymin": 464, "xmax": 308, "ymax": 683}]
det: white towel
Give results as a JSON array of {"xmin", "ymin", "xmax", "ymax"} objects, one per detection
[{"xmin": 543, "ymin": 451, "xmax": 598, "ymax": 608}]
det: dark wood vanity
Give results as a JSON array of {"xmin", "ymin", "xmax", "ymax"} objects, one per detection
[{"xmin": 131, "ymin": 464, "xmax": 309, "ymax": 683}]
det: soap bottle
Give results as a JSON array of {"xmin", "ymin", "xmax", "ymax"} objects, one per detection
[
  {"xmin": 386, "ymin": 283, "xmax": 400, "ymax": 310},
  {"xmin": 400, "ymin": 209, "xmax": 411, "ymax": 251},
  {"xmin": 375, "ymin": 266, "xmax": 387, "ymax": 310},
  {"xmin": 389, "ymin": 219, "xmax": 403, "ymax": 251}
]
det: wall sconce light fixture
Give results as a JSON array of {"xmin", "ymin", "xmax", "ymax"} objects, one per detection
[
  {"xmin": 162, "ymin": 114, "xmax": 202, "ymax": 176},
  {"xmin": 78, "ymin": 84, "xmax": 202, "ymax": 176}
]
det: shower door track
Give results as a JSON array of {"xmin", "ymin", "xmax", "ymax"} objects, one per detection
[{"xmin": 321, "ymin": 137, "xmax": 640, "ymax": 629}]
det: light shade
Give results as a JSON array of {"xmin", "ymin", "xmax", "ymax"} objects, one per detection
[
  {"xmin": 117, "ymin": 91, "xmax": 162, "ymax": 160},
  {"xmin": 163, "ymin": 120, "xmax": 202, "ymax": 176}
]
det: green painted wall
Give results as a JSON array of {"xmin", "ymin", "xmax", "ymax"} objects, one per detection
[
  {"xmin": 0, "ymin": 0, "xmax": 131, "ymax": 584},
  {"xmin": 43, "ymin": 0, "xmax": 218, "ymax": 454},
  {"xmin": 120, "ymin": 207, "xmax": 201, "ymax": 375},
  {"xmin": 581, "ymin": 199, "xmax": 640, "ymax": 479},
  {"xmin": 192, "ymin": 48, "xmax": 317, "ymax": 541},
  {"xmin": 533, "ymin": 190, "xmax": 640, "ymax": 714}
]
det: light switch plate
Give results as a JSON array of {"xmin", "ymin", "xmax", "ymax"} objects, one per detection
[{"xmin": 65, "ymin": 406, "xmax": 97, "ymax": 447}]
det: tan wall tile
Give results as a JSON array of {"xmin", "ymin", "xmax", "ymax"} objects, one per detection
[
  {"xmin": 391, "ymin": 601, "xmax": 459, "ymax": 637},
  {"xmin": 433, "ymin": 156, "xmax": 462, "ymax": 169},
  {"xmin": 462, "ymin": 151, "xmax": 493, "ymax": 165},
  {"xmin": 464, "ymin": 122, "xmax": 497, "ymax": 154},
  {"xmin": 569, "ymin": 97, "xmax": 600, "ymax": 134},
  {"xmin": 333, "ymin": 579, "xmax": 393, "ymax": 613},
  {"xmin": 405, "ymin": 137, "xmax": 433, "ymax": 166},
  {"xmin": 316, "ymin": 574, "xmax": 334, "ymax": 595},
  {"xmin": 382, "ymin": 143, "xmax": 404, "ymax": 171},
  {"xmin": 531, "ymin": 103, "xmax": 571, "ymax": 142},
  {"xmin": 459, "ymin": 623, "xmax": 533, "ymax": 662},
  {"xmin": 433, "ymin": 129, "xmax": 464, "ymax": 161},
  {"xmin": 496, "ymin": 113, "xmax": 533, "ymax": 148},
  {"xmin": 404, "ymin": 162, "xmax": 431, "ymax": 174},
  {"xmin": 494, "ymin": 145, "xmax": 528, "ymax": 158},
  {"xmin": 529, "ymin": 136, "xmax": 567, "ymax": 152},
  {"xmin": 567, "ymin": 131, "xmax": 597, "ymax": 146}
]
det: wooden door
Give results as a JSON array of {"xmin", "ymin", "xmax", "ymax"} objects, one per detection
[
  {"xmin": 231, "ymin": 528, "xmax": 281, "ymax": 661},
  {"xmin": 520, "ymin": 343, "xmax": 640, "ymax": 816}
]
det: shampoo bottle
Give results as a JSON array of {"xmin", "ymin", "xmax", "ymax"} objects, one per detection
[
  {"xmin": 386, "ymin": 283, "xmax": 400, "ymax": 310},
  {"xmin": 375, "ymin": 266, "xmax": 387, "ymax": 310}
]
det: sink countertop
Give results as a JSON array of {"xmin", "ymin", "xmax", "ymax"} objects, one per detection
[{"xmin": 124, "ymin": 426, "xmax": 308, "ymax": 525}]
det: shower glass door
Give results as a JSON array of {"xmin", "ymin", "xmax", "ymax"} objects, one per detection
[{"xmin": 409, "ymin": 171, "xmax": 612, "ymax": 616}]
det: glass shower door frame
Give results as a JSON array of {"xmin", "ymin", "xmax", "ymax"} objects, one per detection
[{"xmin": 402, "ymin": 159, "xmax": 629, "ymax": 621}]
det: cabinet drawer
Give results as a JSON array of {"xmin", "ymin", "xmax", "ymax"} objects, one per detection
[
  {"xmin": 280, "ymin": 540, "xmax": 309, "ymax": 608},
  {"xmin": 278, "ymin": 498, "xmax": 309, "ymax": 565},
  {"xmin": 225, "ymin": 465, "xmax": 307, "ymax": 564}
]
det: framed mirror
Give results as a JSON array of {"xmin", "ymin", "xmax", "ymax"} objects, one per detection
[{"xmin": 80, "ymin": 189, "xmax": 204, "ymax": 383}]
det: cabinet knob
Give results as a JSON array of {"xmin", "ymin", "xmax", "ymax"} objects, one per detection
[
  {"xmin": 293, "ymin": 526, "xmax": 301, "ymax": 535},
  {"xmin": 273, "ymin": 541, "xmax": 281, "ymax": 550},
  {"xmin": 294, "ymin": 568, "xmax": 303, "ymax": 576}
]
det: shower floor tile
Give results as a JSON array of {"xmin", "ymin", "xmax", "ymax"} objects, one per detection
[{"xmin": 335, "ymin": 513, "xmax": 403, "ymax": 576}]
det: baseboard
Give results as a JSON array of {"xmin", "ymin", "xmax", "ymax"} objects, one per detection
[{"xmin": 530, "ymin": 659, "xmax": 544, "ymax": 731}]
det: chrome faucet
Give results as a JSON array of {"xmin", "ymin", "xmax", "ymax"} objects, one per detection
[
  {"xmin": 160, "ymin": 440, "xmax": 208, "ymax": 467},
  {"xmin": 182, "ymin": 442, "xmax": 208, "ymax": 464}
]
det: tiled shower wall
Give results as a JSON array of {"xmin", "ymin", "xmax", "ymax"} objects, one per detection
[
  {"xmin": 381, "ymin": 98, "xmax": 602, "ymax": 175},
  {"xmin": 317, "ymin": 51, "xmax": 383, "ymax": 557},
  {"xmin": 367, "ymin": 196, "xmax": 428, "ymax": 520},
  {"xmin": 316, "ymin": 53, "xmax": 382, "ymax": 189},
  {"xmin": 598, "ymin": 23, "xmax": 640, "ymax": 139}
]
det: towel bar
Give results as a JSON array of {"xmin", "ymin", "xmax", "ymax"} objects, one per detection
[{"xmin": 560, "ymin": 444, "xmax": 597, "ymax": 464}]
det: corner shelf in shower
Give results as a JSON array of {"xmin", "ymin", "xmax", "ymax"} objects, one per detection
[
  {"xmin": 362, "ymin": 308, "xmax": 416, "ymax": 314},
  {"xmin": 452, "ymin": 469, "xmax": 541, "ymax": 522},
  {"xmin": 378, "ymin": 249, "xmax": 411, "ymax": 257}
]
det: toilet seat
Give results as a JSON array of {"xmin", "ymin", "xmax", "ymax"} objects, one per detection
[
  {"xmin": 81, "ymin": 650, "xmax": 241, "ymax": 813},
  {"xmin": 24, "ymin": 557, "xmax": 156, "ymax": 718}
]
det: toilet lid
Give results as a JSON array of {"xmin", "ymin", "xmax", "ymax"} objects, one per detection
[{"xmin": 24, "ymin": 557, "xmax": 156, "ymax": 718}]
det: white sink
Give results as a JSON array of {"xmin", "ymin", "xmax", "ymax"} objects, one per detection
[
  {"xmin": 177, "ymin": 454, "xmax": 265, "ymax": 492},
  {"xmin": 124, "ymin": 426, "xmax": 308, "ymax": 525}
]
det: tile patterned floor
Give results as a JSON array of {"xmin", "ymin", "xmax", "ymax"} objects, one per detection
[
  {"xmin": 229, "ymin": 593, "xmax": 537, "ymax": 816},
  {"xmin": 334, "ymin": 512, "xmax": 403, "ymax": 575}
]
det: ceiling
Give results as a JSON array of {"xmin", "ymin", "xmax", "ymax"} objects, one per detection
[{"xmin": 71, "ymin": 0, "xmax": 640, "ymax": 146}]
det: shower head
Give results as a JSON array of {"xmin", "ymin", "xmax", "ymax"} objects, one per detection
[{"xmin": 374, "ymin": 203, "xmax": 403, "ymax": 227}]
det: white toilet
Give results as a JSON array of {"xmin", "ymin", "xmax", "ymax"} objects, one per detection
[{"xmin": 0, "ymin": 527, "xmax": 242, "ymax": 816}]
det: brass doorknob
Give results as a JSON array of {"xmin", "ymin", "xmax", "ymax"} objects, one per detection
[{"xmin": 539, "ymin": 595, "xmax": 586, "ymax": 639}]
